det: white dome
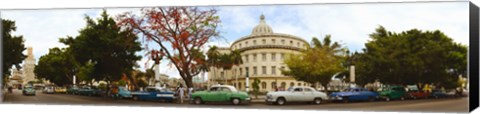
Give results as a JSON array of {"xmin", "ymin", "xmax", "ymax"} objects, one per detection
[{"xmin": 251, "ymin": 14, "xmax": 273, "ymax": 35}]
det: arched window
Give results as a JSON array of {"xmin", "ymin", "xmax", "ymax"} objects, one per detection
[
  {"xmin": 261, "ymin": 82, "xmax": 267, "ymax": 89},
  {"xmin": 290, "ymin": 82, "xmax": 294, "ymax": 87},
  {"xmin": 271, "ymin": 82, "xmax": 277, "ymax": 90},
  {"xmin": 298, "ymin": 83, "xmax": 301, "ymax": 86},
  {"xmin": 281, "ymin": 82, "xmax": 286, "ymax": 89},
  {"xmin": 238, "ymin": 83, "xmax": 242, "ymax": 89}
]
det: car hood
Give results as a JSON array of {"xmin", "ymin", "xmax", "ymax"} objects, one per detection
[{"xmin": 330, "ymin": 92, "xmax": 356, "ymax": 97}]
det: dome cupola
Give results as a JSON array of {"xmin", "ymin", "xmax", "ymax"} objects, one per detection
[{"xmin": 251, "ymin": 14, "xmax": 273, "ymax": 35}]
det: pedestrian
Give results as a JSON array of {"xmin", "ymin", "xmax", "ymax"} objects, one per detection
[
  {"xmin": 177, "ymin": 85, "xmax": 184, "ymax": 104},
  {"xmin": 188, "ymin": 87, "xmax": 193, "ymax": 99}
]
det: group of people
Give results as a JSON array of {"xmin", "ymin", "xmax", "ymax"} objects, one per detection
[{"xmin": 174, "ymin": 85, "xmax": 194, "ymax": 104}]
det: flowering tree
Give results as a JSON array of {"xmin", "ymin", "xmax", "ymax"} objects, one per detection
[{"xmin": 117, "ymin": 7, "xmax": 220, "ymax": 88}]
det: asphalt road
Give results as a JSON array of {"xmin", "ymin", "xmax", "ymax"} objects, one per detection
[{"xmin": 2, "ymin": 89, "xmax": 469, "ymax": 113}]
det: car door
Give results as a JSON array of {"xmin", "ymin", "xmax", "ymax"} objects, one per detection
[
  {"xmin": 218, "ymin": 87, "xmax": 231, "ymax": 102},
  {"xmin": 205, "ymin": 87, "xmax": 219, "ymax": 102},
  {"xmin": 303, "ymin": 87, "xmax": 314, "ymax": 101},
  {"xmin": 146, "ymin": 88, "xmax": 157, "ymax": 100},
  {"xmin": 291, "ymin": 87, "xmax": 304, "ymax": 102}
]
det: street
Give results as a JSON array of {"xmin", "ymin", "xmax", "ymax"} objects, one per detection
[{"xmin": 2, "ymin": 89, "xmax": 468, "ymax": 113}]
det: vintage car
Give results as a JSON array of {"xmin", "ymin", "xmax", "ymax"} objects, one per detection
[
  {"xmin": 43, "ymin": 86, "xmax": 55, "ymax": 94},
  {"xmin": 266, "ymin": 86, "xmax": 328, "ymax": 105},
  {"xmin": 23, "ymin": 86, "xmax": 36, "ymax": 96},
  {"xmin": 78, "ymin": 86, "xmax": 106, "ymax": 96},
  {"xmin": 406, "ymin": 90, "xmax": 430, "ymax": 99},
  {"xmin": 77, "ymin": 86, "xmax": 96, "ymax": 96},
  {"xmin": 67, "ymin": 86, "xmax": 80, "ymax": 95},
  {"xmin": 430, "ymin": 89, "xmax": 456, "ymax": 98},
  {"xmin": 54, "ymin": 87, "xmax": 67, "ymax": 94},
  {"xmin": 329, "ymin": 87, "xmax": 379, "ymax": 103},
  {"xmin": 131, "ymin": 87, "xmax": 173, "ymax": 102},
  {"xmin": 191, "ymin": 85, "xmax": 250, "ymax": 105},
  {"xmin": 379, "ymin": 86, "xmax": 407, "ymax": 101}
]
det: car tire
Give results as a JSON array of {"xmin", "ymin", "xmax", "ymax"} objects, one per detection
[
  {"xmin": 313, "ymin": 98, "xmax": 322, "ymax": 104},
  {"xmin": 133, "ymin": 96, "xmax": 139, "ymax": 101},
  {"xmin": 276, "ymin": 97, "xmax": 286, "ymax": 105},
  {"xmin": 232, "ymin": 98, "xmax": 241, "ymax": 105},
  {"xmin": 342, "ymin": 97, "xmax": 349, "ymax": 103},
  {"xmin": 385, "ymin": 97, "xmax": 391, "ymax": 101},
  {"xmin": 400, "ymin": 96, "xmax": 405, "ymax": 101},
  {"xmin": 194, "ymin": 97, "xmax": 203, "ymax": 105},
  {"xmin": 368, "ymin": 96, "xmax": 375, "ymax": 102}
]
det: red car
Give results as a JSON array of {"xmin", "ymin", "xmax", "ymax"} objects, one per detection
[{"xmin": 407, "ymin": 90, "xmax": 430, "ymax": 99}]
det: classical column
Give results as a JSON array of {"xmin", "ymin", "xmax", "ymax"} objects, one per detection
[{"xmin": 245, "ymin": 67, "xmax": 250, "ymax": 92}]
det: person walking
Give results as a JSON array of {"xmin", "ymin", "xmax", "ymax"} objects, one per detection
[
  {"xmin": 188, "ymin": 87, "xmax": 193, "ymax": 99},
  {"xmin": 177, "ymin": 85, "xmax": 185, "ymax": 104}
]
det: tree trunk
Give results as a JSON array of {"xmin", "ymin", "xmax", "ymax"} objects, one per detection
[{"xmin": 323, "ymin": 84, "xmax": 329, "ymax": 94}]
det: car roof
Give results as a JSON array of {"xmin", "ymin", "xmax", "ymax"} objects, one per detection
[{"xmin": 211, "ymin": 85, "xmax": 238, "ymax": 91}]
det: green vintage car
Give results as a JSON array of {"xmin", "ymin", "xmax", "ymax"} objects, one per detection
[
  {"xmin": 191, "ymin": 85, "xmax": 250, "ymax": 105},
  {"xmin": 379, "ymin": 86, "xmax": 407, "ymax": 101}
]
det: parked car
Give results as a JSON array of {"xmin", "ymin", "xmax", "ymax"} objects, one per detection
[
  {"xmin": 115, "ymin": 86, "xmax": 132, "ymax": 99},
  {"xmin": 430, "ymin": 89, "xmax": 450, "ymax": 98},
  {"xmin": 191, "ymin": 85, "xmax": 250, "ymax": 105},
  {"xmin": 54, "ymin": 87, "xmax": 67, "ymax": 94},
  {"xmin": 43, "ymin": 86, "xmax": 55, "ymax": 94},
  {"xmin": 23, "ymin": 86, "xmax": 36, "ymax": 96},
  {"xmin": 266, "ymin": 86, "xmax": 328, "ymax": 105},
  {"xmin": 329, "ymin": 87, "xmax": 379, "ymax": 103},
  {"xmin": 379, "ymin": 86, "xmax": 407, "ymax": 101},
  {"xmin": 131, "ymin": 87, "xmax": 173, "ymax": 102},
  {"xmin": 77, "ymin": 86, "xmax": 96, "ymax": 96},
  {"xmin": 67, "ymin": 86, "xmax": 80, "ymax": 95},
  {"xmin": 406, "ymin": 90, "xmax": 430, "ymax": 99}
]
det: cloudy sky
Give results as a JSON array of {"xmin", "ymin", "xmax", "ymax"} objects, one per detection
[{"xmin": 0, "ymin": 2, "xmax": 469, "ymax": 79}]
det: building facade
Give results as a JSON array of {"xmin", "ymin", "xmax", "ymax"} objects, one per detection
[{"xmin": 209, "ymin": 15, "xmax": 312, "ymax": 92}]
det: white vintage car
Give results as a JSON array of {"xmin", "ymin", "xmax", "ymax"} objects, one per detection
[{"xmin": 265, "ymin": 86, "xmax": 328, "ymax": 105}]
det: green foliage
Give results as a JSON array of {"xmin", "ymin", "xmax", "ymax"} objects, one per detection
[
  {"xmin": 118, "ymin": 80, "xmax": 127, "ymax": 86},
  {"xmin": 2, "ymin": 19, "xmax": 26, "ymax": 79},
  {"xmin": 77, "ymin": 60, "xmax": 95, "ymax": 84},
  {"xmin": 282, "ymin": 35, "xmax": 347, "ymax": 91},
  {"xmin": 35, "ymin": 48, "xmax": 76, "ymax": 86},
  {"xmin": 354, "ymin": 26, "xmax": 467, "ymax": 88},
  {"xmin": 59, "ymin": 10, "xmax": 142, "ymax": 83},
  {"xmin": 252, "ymin": 78, "xmax": 261, "ymax": 98}
]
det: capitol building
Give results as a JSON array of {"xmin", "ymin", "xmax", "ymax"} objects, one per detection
[{"xmin": 209, "ymin": 15, "xmax": 312, "ymax": 92}]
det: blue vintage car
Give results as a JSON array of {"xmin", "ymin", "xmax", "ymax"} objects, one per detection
[
  {"xmin": 131, "ymin": 87, "xmax": 175, "ymax": 102},
  {"xmin": 329, "ymin": 88, "xmax": 379, "ymax": 103}
]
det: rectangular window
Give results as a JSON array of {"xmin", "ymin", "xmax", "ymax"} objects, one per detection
[
  {"xmin": 272, "ymin": 66, "xmax": 276, "ymax": 75},
  {"xmin": 290, "ymin": 40, "xmax": 293, "ymax": 46},
  {"xmin": 272, "ymin": 39, "xmax": 275, "ymax": 44},
  {"xmin": 253, "ymin": 54, "xmax": 257, "ymax": 62},
  {"xmin": 245, "ymin": 54, "xmax": 249, "ymax": 63},
  {"xmin": 297, "ymin": 42, "xmax": 300, "ymax": 47},
  {"xmin": 246, "ymin": 41, "xmax": 248, "ymax": 46},
  {"xmin": 245, "ymin": 67, "xmax": 249, "ymax": 77},
  {"xmin": 271, "ymin": 53, "xmax": 276, "ymax": 61},
  {"xmin": 281, "ymin": 40, "xmax": 285, "ymax": 45},
  {"xmin": 262, "ymin": 66, "xmax": 267, "ymax": 74},
  {"xmin": 253, "ymin": 66, "xmax": 257, "ymax": 75},
  {"xmin": 281, "ymin": 53, "xmax": 285, "ymax": 60},
  {"xmin": 253, "ymin": 40, "xmax": 256, "ymax": 45},
  {"xmin": 262, "ymin": 53, "xmax": 267, "ymax": 61},
  {"xmin": 239, "ymin": 68, "xmax": 243, "ymax": 76},
  {"xmin": 262, "ymin": 39, "xmax": 266, "ymax": 44}
]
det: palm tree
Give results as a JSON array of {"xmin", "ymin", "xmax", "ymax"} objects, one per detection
[
  {"xmin": 311, "ymin": 35, "xmax": 347, "ymax": 57},
  {"xmin": 206, "ymin": 46, "xmax": 221, "ymax": 85}
]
